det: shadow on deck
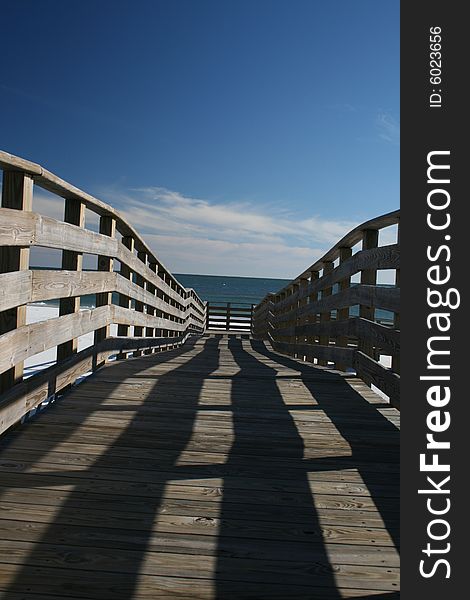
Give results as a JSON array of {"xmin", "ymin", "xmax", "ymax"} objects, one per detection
[{"xmin": 0, "ymin": 336, "xmax": 399, "ymax": 599}]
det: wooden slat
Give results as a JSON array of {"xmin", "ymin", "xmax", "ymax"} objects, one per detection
[
  {"xmin": 0, "ymin": 306, "xmax": 111, "ymax": 375},
  {"xmin": 115, "ymin": 274, "xmax": 185, "ymax": 320},
  {"xmin": 0, "ymin": 150, "xmax": 189, "ymax": 296},
  {"xmin": 277, "ymin": 285, "xmax": 400, "ymax": 323},
  {"xmin": 0, "ymin": 208, "xmax": 35, "ymax": 247},
  {"xmin": 273, "ymin": 213, "xmax": 399, "ymax": 296},
  {"xmin": 21, "ymin": 270, "xmax": 186, "ymax": 320},
  {"xmin": 276, "ymin": 318, "xmax": 400, "ymax": 357},
  {"xmin": 0, "ymin": 208, "xmax": 118, "ymax": 255},
  {"xmin": 117, "ymin": 243, "xmax": 186, "ymax": 307},
  {"xmin": 274, "ymin": 341, "xmax": 355, "ymax": 366},
  {"xmin": 353, "ymin": 352, "xmax": 400, "ymax": 409},
  {"xmin": 0, "ymin": 304, "xmax": 187, "ymax": 377},
  {"xmin": 113, "ymin": 305, "xmax": 186, "ymax": 332},
  {"xmin": 0, "ymin": 209, "xmax": 193, "ymax": 314},
  {"xmin": 0, "ymin": 271, "xmax": 32, "ymax": 312},
  {"xmin": 32, "ymin": 270, "xmax": 115, "ymax": 302},
  {"xmin": 276, "ymin": 244, "xmax": 400, "ymax": 310}
]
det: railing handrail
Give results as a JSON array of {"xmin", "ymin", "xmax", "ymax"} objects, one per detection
[
  {"xmin": 252, "ymin": 210, "xmax": 400, "ymax": 408},
  {"xmin": 0, "ymin": 150, "xmax": 199, "ymax": 302},
  {"xmin": 257, "ymin": 210, "xmax": 400, "ymax": 304},
  {"xmin": 0, "ymin": 151, "xmax": 207, "ymax": 435}
]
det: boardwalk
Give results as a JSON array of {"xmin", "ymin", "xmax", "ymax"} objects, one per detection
[{"xmin": 0, "ymin": 335, "xmax": 399, "ymax": 599}]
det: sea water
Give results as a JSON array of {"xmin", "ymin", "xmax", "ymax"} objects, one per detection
[{"xmin": 30, "ymin": 270, "xmax": 394, "ymax": 323}]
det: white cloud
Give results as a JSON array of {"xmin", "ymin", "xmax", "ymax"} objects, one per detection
[
  {"xmin": 105, "ymin": 185, "xmax": 356, "ymax": 244},
  {"xmin": 138, "ymin": 232, "xmax": 322, "ymax": 278},
  {"xmin": 29, "ymin": 185, "xmax": 366, "ymax": 278},
  {"xmin": 376, "ymin": 111, "xmax": 400, "ymax": 144},
  {"xmin": 98, "ymin": 186, "xmax": 358, "ymax": 277}
]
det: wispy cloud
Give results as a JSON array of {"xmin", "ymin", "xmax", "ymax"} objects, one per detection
[
  {"xmin": 30, "ymin": 186, "xmax": 360, "ymax": 278},
  {"xmin": 118, "ymin": 187, "xmax": 355, "ymax": 244},
  {"xmin": 376, "ymin": 111, "xmax": 400, "ymax": 144},
  {"xmin": 100, "ymin": 186, "xmax": 358, "ymax": 276}
]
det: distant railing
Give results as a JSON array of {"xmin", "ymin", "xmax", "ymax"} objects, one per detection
[
  {"xmin": 252, "ymin": 211, "xmax": 400, "ymax": 409},
  {"xmin": 206, "ymin": 302, "xmax": 254, "ymax": 333},
  {"xmin": 0, "ymin": 150, "xmax": 206, "ymax": 435}
]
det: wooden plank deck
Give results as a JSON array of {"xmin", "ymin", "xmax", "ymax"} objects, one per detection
[{"xmin": 0, "ymin": 335, "xmax": 400, "ymax": 599}]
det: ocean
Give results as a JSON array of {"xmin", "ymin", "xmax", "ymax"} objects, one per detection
[
  {"xmin": 30, "ymin": 269, "xmax": 394, "ymax": 323},
  {"xmin": 175, "ymin": 274, "xmax": 290, "ymax": 306},
  {"xmin": 31, "ymin": 270, "xmax": 290, "ymax": 308}
]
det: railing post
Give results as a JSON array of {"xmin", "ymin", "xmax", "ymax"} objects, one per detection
[
  {"xmin": 133, "ymin": 250, "xmax": 146, "ymax": 357},
  {"xmin": 305, "ymin": 270, "xmax": 319, "ymax": 364},
  {"xmin": 117, "ymin": 236, "xmax": 134, "ymax": 359},
  {"xmin": 359, "ymin": 229, "xmax": 379, "ymax": 366},
  {"xmin": 318, "ymin": 261, "xmax": 334, "ymax": 366},
  {"xmin": 271, "ymin": 293, "xmax": 282, "ymax": 349},
  {"xmin": 94, "ymin": 216, "xmax": 116, "ymax": 368},
  {"xmin": 0, "ymin": 171, "xmax": 33, "ymax": 393},
  {"xmin": 296, "ymin": 278, "xmax": 308, "ymax": 360},
  {"xmin": 392, "ymin": 222, "xmax": 400, "ymax": 373},
  {"xmin": 57, "ymin": 198, "xmax": 85, "ymax": 363},
  {"xmin": 289, "ymin": 283, "xmax": 299, "ymax": 357},
  {"xmin": 144, "ymin": 261, "xmax": 157, "ymax": 355},
  {"xmin": 226, "ymin": 302, "xmax": 231, "ymax": 331},
  {"xmin": 266, "ymin": 294, "xmax": 275, "ymax": 339},
  {"xmin": 335, "ymin": 246, "xmax": 352, "ymax": 371}
]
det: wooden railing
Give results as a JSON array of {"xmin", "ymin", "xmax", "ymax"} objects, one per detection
[
  {"xmin": 206, "ymin": 302, "xmax": 254, "ymax": 333},
  {"xmin": 252, "ymin": 211, "xmax": 400, "ymax": 408},
  {"xmin": 0, "ymin": 150, "xmax": 206, "ymax": 435}
]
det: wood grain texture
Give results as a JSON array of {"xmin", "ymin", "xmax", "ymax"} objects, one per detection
[
  {"xmin": 276, "ymin": 285, "xmax": 400, "ymax": 324},
  {"xmin": 0, "ymin": 336, "xmax": 185, "ymax": 435},
  {"xmin": 275, "ymin": 318, "xmax": 400, "ymax": 356},
  {"xmin": 0, "ymin": 336, "xmax": 399, "ymax": 598},
  {"xmin": 0, "ymin": 271, "xmax": 32, "ymax": 312},
  {"xmin": 0, "ymin": 305, "xmax": 188, "ymax": 376},
  {"xmin": 0, "ymin": 210, "xmax": 196, "ymax": 314}
]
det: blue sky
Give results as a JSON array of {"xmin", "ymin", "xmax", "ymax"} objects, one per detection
[{"xmin": 1, "ymin": 0, "xmax": 399, "ymax": 277}]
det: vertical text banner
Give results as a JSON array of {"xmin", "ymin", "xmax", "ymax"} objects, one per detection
[{"xmin": 401, "ymin": 2, "xmax": 466, "ymax": 598}]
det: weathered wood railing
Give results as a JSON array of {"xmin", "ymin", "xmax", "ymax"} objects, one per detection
[
  {"xmin": 206, "ymin": 302, "xmax": 254, "ymax": 333},
  {"xmin": 0, "ymin": 150, "xmax": 206, "ymax": 434},
  {"xmin": 252, "ymin": 211, "xmax": 400, "ymax": 408}
]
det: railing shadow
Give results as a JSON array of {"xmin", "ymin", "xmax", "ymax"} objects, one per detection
[
  {"xmin": 0, "ymin": 335, "xmax": 398, "ymax": 597},
  {"xmin": 249, "ymin": 340, "xmax": 400, "ymax": 552},
  {"xmin": 0, "ymin": 337, "xmax": 221, "ymax": 599},
  {"xmin": 215, "ymin": 338, "xmax": 342, "ymax": 598}
]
